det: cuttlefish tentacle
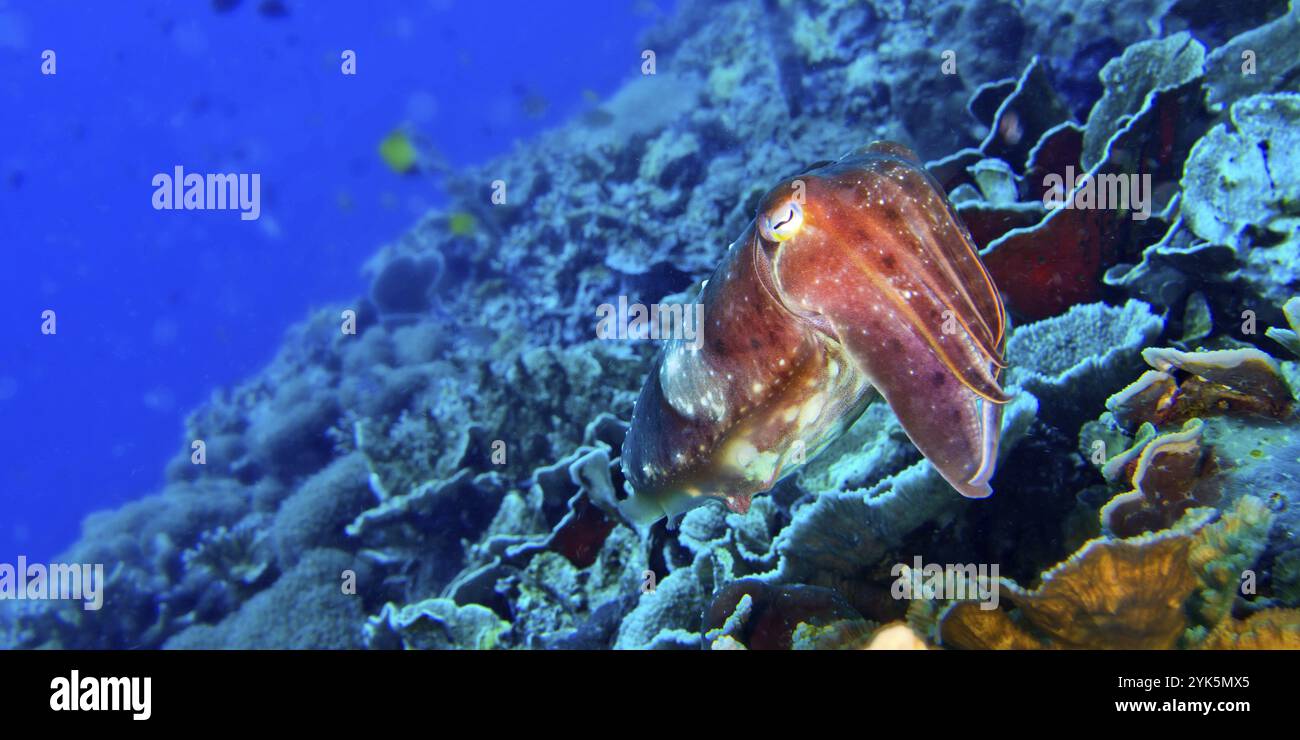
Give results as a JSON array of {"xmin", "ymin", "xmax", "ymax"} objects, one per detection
[
  {"xmin": 795, "ymin": 203, "xmax": 1007, "ymax": 406},
  {"xmin": 852, "ymin": 142, "xmax": 1006, "ymax": 353},
  {"xmin": 883, "ymin": 145, "xmax": 1007, "ymax": 374},
  {"xmin": 620, "ymin": 141, "xmax": 1011, "ymax": 524},
  {"xmin": 771, "ymin": 148, "xmax": 1009, "ymax": 497},
  {"xmin": 897, "ymin": 214, "xmax": 1007, "ymax": 368},
  {"xmin": 807, "ymin": 157, "xmax": 1009, "ymax": 397},
  {"xmin": 830, "ymin": 235, "xmax": 1008, "ymax": 406}
]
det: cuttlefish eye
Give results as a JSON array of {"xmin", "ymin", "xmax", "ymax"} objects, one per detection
[{"xmin": 758, "ymin": 199, "xmax": 804, "ymax": 242}]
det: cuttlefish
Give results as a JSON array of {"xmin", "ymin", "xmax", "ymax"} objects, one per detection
[{"xmin": 619, "ymin": 142, "xmax": 1011, "ymax": 525}]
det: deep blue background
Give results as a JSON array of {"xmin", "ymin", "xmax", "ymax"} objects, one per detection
[{"xmin": 0, "ymin": 0, "xmax": 670, "ymax": 561}]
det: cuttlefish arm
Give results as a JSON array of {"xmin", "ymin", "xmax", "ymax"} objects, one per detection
[{"xmin": 764, "ymin": 142, "xmax": 1009, "ymax": 498}]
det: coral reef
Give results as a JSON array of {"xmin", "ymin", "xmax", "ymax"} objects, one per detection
[{"xmin": 5, "ymin": 0, "xmax": 1300, "ymax": 650}]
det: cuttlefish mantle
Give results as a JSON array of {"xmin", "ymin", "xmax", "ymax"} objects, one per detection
[{"xmin": 620, "ymin": 141, "xmax": 1011, "ymax": 525}]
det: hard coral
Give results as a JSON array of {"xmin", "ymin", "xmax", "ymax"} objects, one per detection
[
  {"xmin": 939, "ymin": 510, "xmax": 1212, "ymax": 649},
  {"xmin": 1186, "ymin": 495, "xmax": 1274, "ymax": 628},
  {"xmin": 702, "ymin": 579, "xmax": 868, "ymax": 650},
  {"xmin": 1100, "ymin": 419, "xmax": 1216, "ymax": 538},
  {"xmin": 1198, "ymin": 610, "xmax": 1300, "ymax": 649},
  {"xmin": 1105, "ymin": 348, "xmax": 1294, "ymax": 434},
  {"xmin": 937, "ymin": 495, "xmax": 1293, "ymax": 650},
  {"xmin": 1095, "ymin": 338, "xmax": 1296, "ymax": 537}
]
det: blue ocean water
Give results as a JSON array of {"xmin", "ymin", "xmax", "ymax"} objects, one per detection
[{"xmin": 0, "ymin": 0, "xmax": 670, "ymax": 563}]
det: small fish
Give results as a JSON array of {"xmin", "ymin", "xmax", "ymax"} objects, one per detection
[
  {"xmin": 378, "ymin": 129, "xmax": 447, "ymax": 176},
  {"xmin": 379, "ymin": 130, "xmax": 421, "ymax": 175},
  {"xmin": 620, "ymin": 142, "xmax": 1010, "ymax": 524},
  {"xmin": 448, "ymin": 211, "xmax": 477, "ymax": 237}
]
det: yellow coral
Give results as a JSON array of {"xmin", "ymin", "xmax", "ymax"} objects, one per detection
[
  {"xmin": 938, "ymin": 602, "xmax": 1044, "ymax": 650},
  {"xmin": 1004, "ymin": 518, "xmax": 1207, "ymax": 649},
  {"xmin": 1187, "ymin": 495, "xmax": 1274, "ymax": 627},
  {"xmin": 1106, "ymin": 370, "xmax": 1177, "ymax": 430},
  {"xmin": 934, "ymin": 499, "xmax": 1295, "ymax": 650},
  {"xmin": 790, "ymin": 618, "xmax": 875, "ymax": 650},
  {"xmin": 1198, "ymin": 610, "xmax": 1300, "ymax": 649},
  {"xmin": 938, "ymin": 510, "xmax": 1213, "ymax": 649},
  {"xmin": 1142, "ymin": 347, "xmax": 1293, "ymax": 412}
]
